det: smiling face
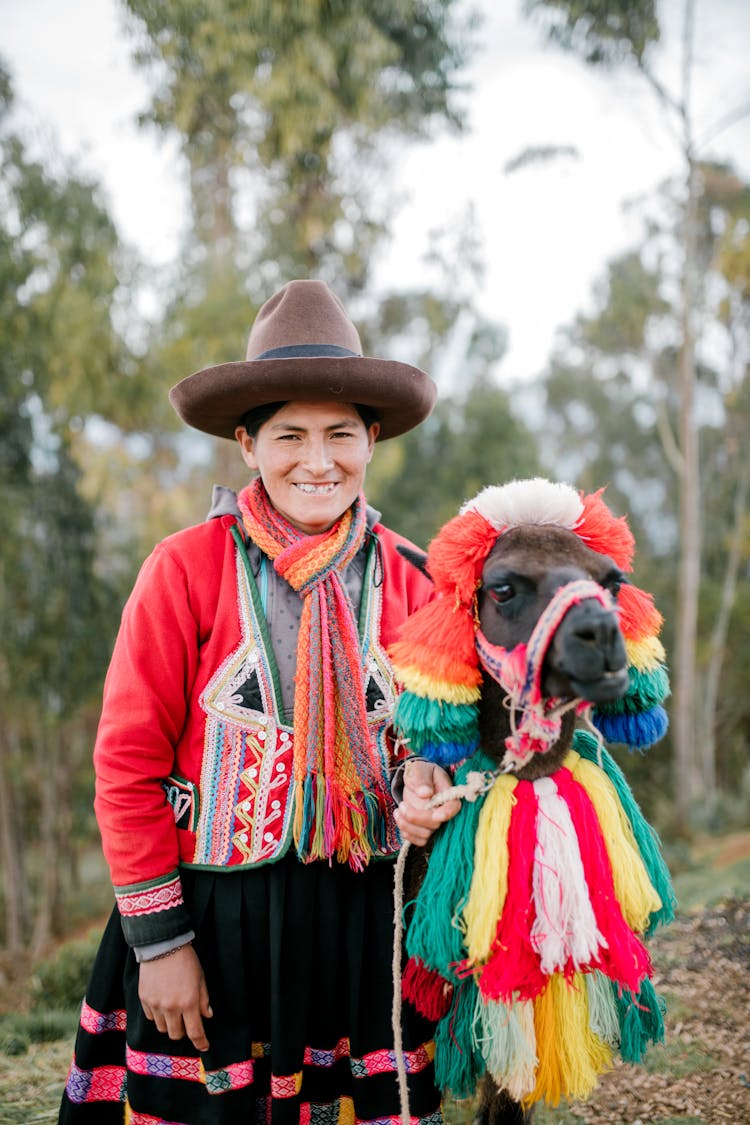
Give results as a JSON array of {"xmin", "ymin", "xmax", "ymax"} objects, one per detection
[{"xmin": 235, "ymin": 400, "xmax": 379, "ymax": 535}]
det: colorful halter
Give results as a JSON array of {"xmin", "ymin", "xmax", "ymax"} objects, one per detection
[
  {"xmin": 476, "ymin": 579, "xmax": 616, "ymax": 771},
  {"xmin": 389, "ymin": 478, "xmax": 670, "ymax": 767}
]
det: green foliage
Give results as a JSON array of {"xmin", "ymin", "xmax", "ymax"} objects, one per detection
[
  {"xmin": 120, "ymin": 0, "xmax": 475, "ymax": 282},
  {"xmin": 523, "ymin": 0, "xmax": 660, "ymax": 67},
  {"xmin": 0, "ymin": 1009, "xmax": 77, "ymax": 1055},
  {"xmin": 29, "ymin": 930, "xmax": 101, "ymax": 1011}
]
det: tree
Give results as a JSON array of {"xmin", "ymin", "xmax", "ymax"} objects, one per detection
[
  {"xmin": 121, "ymin": 0, "xmax": 473, "ymax": 286},
  {"xmin": 117, "ymin": 0, "xmax": 494, "ymax": 494},
  {"xmin": 523, "ymin": 0, "xmax": 750, "ymax": 830},
  {"xmin": 0, "ymin": 65, "xmax": 129, "ymax": 951},
  {"xmin": 531, "ymin": 163, "xmax": 750, "ymax": 827}
]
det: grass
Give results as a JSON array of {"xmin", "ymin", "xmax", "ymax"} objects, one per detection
[{"xmin": 0, "ymin": 1038, "xmax": 72, "ymax": 1123}]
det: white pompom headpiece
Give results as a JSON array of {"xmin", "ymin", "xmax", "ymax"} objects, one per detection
[{"xmin": 460, "ymin": 477, "xmax": 583, "ymax": 532}]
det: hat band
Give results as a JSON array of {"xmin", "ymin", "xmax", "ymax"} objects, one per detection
[{"xmin": 252, "ymin": 344, "xmax": 361, "ymax": 361}]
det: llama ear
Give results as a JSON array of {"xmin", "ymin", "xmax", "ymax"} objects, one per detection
[{"xmin": 396, "ymin": 544, "xmax": 432, "ymax": 581}]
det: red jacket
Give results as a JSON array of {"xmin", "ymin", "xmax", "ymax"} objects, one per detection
[{"xmin": 93, "ymin": 513, "xmax": 432, "ymax": 945}]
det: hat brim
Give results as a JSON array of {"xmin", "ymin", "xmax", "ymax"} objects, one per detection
[{"xmin": 169, "ymin": 355, "xmax": 437, "ymax": 441}]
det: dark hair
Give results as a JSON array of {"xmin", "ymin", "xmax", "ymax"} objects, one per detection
[{"xmin": 238, "ymin": 401, "xmax": 379, "ymax": 438}]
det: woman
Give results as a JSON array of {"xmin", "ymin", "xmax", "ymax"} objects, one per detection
[{"xmin": 59, "ymin": 280, "xmax": 459, "ymax": 1125}]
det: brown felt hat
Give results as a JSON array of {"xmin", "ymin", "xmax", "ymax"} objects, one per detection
[{"xmin": 169, "ymin": 280, "xmax": 437, "ymax": 441}]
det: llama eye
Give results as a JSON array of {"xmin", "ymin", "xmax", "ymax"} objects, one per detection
[
  {"xmin": 486, "ymin": 583, "xmax": 515, "ymax": 605},
  {"xmin": 604, "ymin": 573, "xmax": 626, "ymax": 598}
]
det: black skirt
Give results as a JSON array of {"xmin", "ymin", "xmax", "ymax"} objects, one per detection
[{"xmin": 58, "ymin": 855, "xmax": 442, "ymax": 1125}]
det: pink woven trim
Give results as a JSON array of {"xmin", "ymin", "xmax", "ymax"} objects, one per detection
[
  {"xmin": 353, "ymin": 1042, "xmax": 434, "ymax": 1076},
  {"xmin": 65, "ymin": 1061, "xmax": 126, "ymax": 1104},
  {"xmin": 304, "ymin": 1036, "xmax": 350, "ymax": 1066},
  {"xmin": 126, "ymin": 1045, "xmax": 202, "ymax": 1083},
  {"xmin": 115, "ymin": 875, "xmax": 183, "ymax": 918},
  {"xmin": 271, "ymin": 1071, "xmax": 302, "ymax": 1098},
  {"xmin": 80, "ymin": 999, "xmax": 127, "ymax": 1034}
]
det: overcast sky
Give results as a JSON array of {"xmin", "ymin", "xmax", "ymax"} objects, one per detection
[{"xmin": 4, "ymin": 0, "xmax": 750, "ymax": 381}]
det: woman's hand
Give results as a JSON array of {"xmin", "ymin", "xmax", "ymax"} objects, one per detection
[
  {"xmin": 139, "ymin": 944, "xmax": 213, "ymax": 1052},
  {"xmin": 394, "ymin": 758, "xmax": 461, "ymax": 846}
]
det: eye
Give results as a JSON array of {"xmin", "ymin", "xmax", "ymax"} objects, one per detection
[
  {"xmin": 603, "ymin": 572, "xmax": 627, "ymax": 598},
  {"xmin": 485, "ymin": 582, "xmax": 516, "ymax": 606}
]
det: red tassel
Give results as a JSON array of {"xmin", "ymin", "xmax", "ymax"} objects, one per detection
[
  {"xmin": 402, "ymin": 956, "xmax": 454, "ymax": 1020},
  {"xmin": 389, "ymin": 599, "xmax": 481, "ymax": 685},
  {"xmin": 576, "ymin": 489, "xmax": 635, "ymax": 571},
  {"xmin": 427, "ymin": 510, "xmax": 500, "ymax": 602},
  {"xmin": 617, "ymin": 583, "xmax": 663, "ymax": 642},
  {"xmin": 555, "ymin": 769, "xmax": 652, "ymax": 993},
  {"xmin": 477, "ymin": 781, "xmax": 548, "ymax": 1003}
]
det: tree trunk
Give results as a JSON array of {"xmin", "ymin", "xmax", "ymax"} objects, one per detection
[
  {"xmin": 672, "ymin": 0, "xmax": 703, "ymax": 833},
  {"xmin": 31, "ymin": 714, "xmax": 61, "ymax": 956},
  {"xmin": 701, "ymin": 459, "xmax": 749, "ymax": 795},
  {"xmin": 0, "ymin": 724, "xmax": 28, "ymax": 953}
]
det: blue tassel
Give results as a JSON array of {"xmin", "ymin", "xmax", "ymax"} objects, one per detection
[
  {"xmin": 592, "ymin": 705, "xmax": 669, "ymax": 750},
  {"xmin": 419, "ymin": 737, "xmax": 480, "ymax": 766}
]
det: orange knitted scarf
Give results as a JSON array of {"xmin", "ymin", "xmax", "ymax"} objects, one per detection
[{"xmin": 238, "ymin": 478, "xmax": 391, "ymax": 869}]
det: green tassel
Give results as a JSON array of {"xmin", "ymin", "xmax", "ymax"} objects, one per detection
[
  {"xmin": 595, "ymin": 664, "xmax": 670, "ymax": 716},
  {"xmin": 405, "ymin": 751, "xmax": 495, "ymax": 978},
  {"xmin": 614, "ymin": 978, "xmax": 665, "ymax": 1063},
  {"xmin": 478, "ymin": 993, "xmax": 537, "ymax": 1089},
  {"xmin": 573, "ymin": 730, "xmax": 677, "ymax": 933},
  {"xmin": 585, "ymin": 971, "xmax": 621, "ymax": 1047},
  {"xmin": 393, "ymin": 692, "xmax": 479, "ymax": 754},
  {"xmin": 434, "ymin": 978, "xmax": 486, "ymax": 1097}
]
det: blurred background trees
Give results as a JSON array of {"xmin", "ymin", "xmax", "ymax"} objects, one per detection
[{"xmin": 1, "ymin": 0, "xmax": 749, "ymax": 955}]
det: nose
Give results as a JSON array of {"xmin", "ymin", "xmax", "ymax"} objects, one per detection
[
  {"xmin": 302, "ymin": 437, "xmax": 334, "ymax": 475},
  {"xmin": 569, "ymin": 600, "xmax": 623, "ymax": 661}
]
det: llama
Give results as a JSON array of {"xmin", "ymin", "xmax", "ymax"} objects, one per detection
[{"xmin": 389, "ymin": 479, "xmax": 675, "ymax": 1123}]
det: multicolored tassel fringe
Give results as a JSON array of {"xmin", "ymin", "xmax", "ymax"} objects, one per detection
[{"xmin": 403, "ymin": 749, "xmax": 675, "ymax": 1106}]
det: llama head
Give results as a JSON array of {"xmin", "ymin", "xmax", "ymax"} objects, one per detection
[{"xmin": 390, "ymin": 478, "xmax": 670, "ymax": 771}]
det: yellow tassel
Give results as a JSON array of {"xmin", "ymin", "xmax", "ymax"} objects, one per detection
[
  {"xmin": 394, "ymin": 665, "xmax": 482, "ymax": 704},
  {"xmin": 571, "ymin": 757, "xmax": 662, "ymax": 932},
  {"xmin": 464, "ymin": 775, "xmax": 518, "ymax": 964},
  {"xmin": 625, "ymin": 634, "xmax": 666, "ymax": 672},
  {"xmin": 292, "ymin": 778, "xmax": 306, "ymax": 850},
  {"xmin": 527, "ymin": 975, "xmax": 612, "ymax": 1106}
]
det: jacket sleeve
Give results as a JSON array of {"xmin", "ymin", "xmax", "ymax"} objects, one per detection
[{"xmin": 93, "ymin": 540, "xmax": 204, "ymax": 946}]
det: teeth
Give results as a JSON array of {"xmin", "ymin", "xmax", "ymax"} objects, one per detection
[{"xmin": 295, "ymin": 483, "xmax": 337, "ymax": 494}]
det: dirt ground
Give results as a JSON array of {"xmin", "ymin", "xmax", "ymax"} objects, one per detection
[{"xmin": 532, "ymin": 897, "xmax": 750, "ymax": 1125}]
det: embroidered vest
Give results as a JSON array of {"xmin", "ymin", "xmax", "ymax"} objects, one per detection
[{"xmin": 169, "ymin": 528, "xmax": 399, "ymax": 868}]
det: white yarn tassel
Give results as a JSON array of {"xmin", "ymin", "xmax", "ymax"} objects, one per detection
[
  {"xmin": 530, "ymin": 776, "xmax": 607, "ymax": 974},
  {"xmin": 476, "ymin": 992, "xmax": 537, "ymax": 1101}
]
